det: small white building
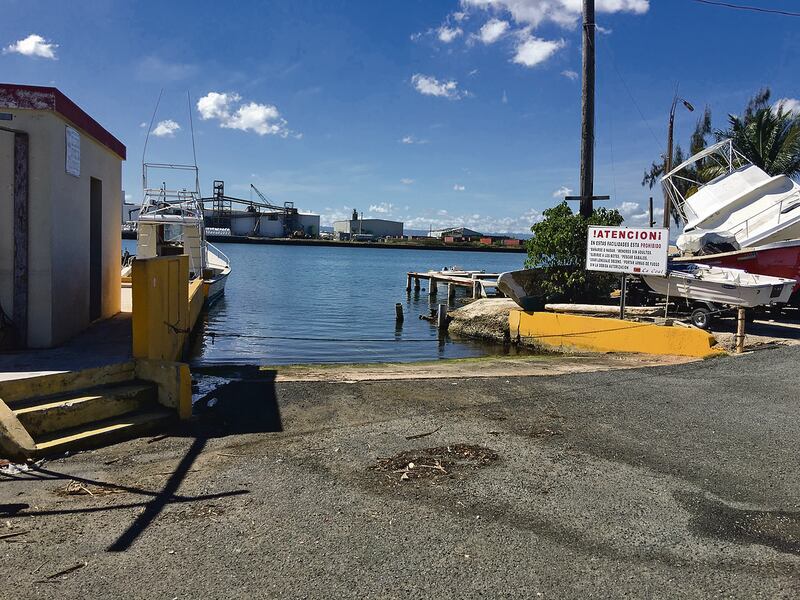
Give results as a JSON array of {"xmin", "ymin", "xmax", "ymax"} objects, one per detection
[
  {"xmin": 333, "ymin": 211, "xmax": 403, "ymax": 239},
  {"xmin": 0, "ymin": 84, "xmax": 125, "ymax": 348}
]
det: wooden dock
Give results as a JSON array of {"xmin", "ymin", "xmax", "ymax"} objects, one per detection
[{"xmin": 406, "ymin": 270, "xmax": 504, "ymax": 300}]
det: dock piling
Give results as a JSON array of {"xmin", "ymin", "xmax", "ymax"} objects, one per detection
[
  {"xmin": 437, "ymin": 304, "xmax": 447, "ymax": 331},
  {"xmin": 406, "ymin": 274, "xmax": 412, "ymax": 292},
  {"xmin": 448, "ymin": 283, "xmax": 456, "ymax": 301},
  {"xmin": 395, "ymin": 303, "xmax": 404, "ymax": 322}
]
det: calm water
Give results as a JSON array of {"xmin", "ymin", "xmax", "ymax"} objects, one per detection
[{"xmin": 124, "ymin": 240, "xmax": 526, "ymax": 365}]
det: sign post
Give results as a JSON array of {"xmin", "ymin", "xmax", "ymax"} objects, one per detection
[{"xmin": 586, "ymin": 226, "xmax": 669, "ymax": 319}]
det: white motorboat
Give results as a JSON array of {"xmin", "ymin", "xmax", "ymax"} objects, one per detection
[
  {"xmin": 641, "ymin": 263, "xmax": 794, "ymax": 308},
  {"xmin": 664, "ymin": 139, "xmax": 800, "ymax": 253},
  {"xmin": 124, "ymin": 163, "xmax": 231, "ymax": 306}
]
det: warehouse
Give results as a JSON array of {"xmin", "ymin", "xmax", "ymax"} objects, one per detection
[{"xmin": 333, "ymin": 210, "xmax": 403, "ymax": 240}]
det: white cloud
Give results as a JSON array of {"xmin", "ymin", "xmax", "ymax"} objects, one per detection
[
  {"xmin": 369, "ymin": 202, "xmax": 394, "ymax": 214},
  {"xmin": 513, "ymin": 35, "xmax": 565, "ymax": 67},
  {"xmin": 453, "ymin": 184, "xmax": 466, "ymax": 191},
  {"xmin": 411, "ymin": 74, "xmax": 467, "ymax": 100},
  {"xmin": 773, "ymin": 98, "xmax": 800, "ymax": 116},
  {"xmin": 400, "ymin": 178, "xmax": 415, "ymax": 185},
  {"xmin": 460, "ymin": 0, "xmax": 649, "ymax": 29},
  {"xmin": 468, "ymin": 68, "xmax": 479, "ymax": 76},
  {"xmin": 197, "ymin": 91, "xmax": 295, "ymax": 137},
  {"xmin": 3, "ymin": 34, "xmax": 57, "ymax": 59},
  {"xmin": 478, "ymin": 19, "xmax": 509, "ymax": 44},
  {"xmin": 403, "ymin": 208, "xmax": 543, "ymax": 234},
  {"xmin": 478, "ymin": 18, "xmax": 510, "ymax": 44},
  {"xmin": 139, "ymin": 122, "xmax": 148, "ymax": 128},
  {"xmin": 438, "ymin": 25, "xmax": 463, "ymax": 43},
  {"xmin": 553, "ymin": 185, "xmax": 572, "ymax": 198},
  {"xmin": 501, "ymin": 90, "xmax": 508, "ymax": 104},
  {"xmin": 151, "ymin": 119, "xmax": 181, "ymax": 137},
  {"xmin": 615, "ymin": 201, "xmax": 662, "ymax": 227},
  {"xmin": 561, "ymin": 69, "xmax": 579, "ymax": 81},
  {"xmin": 596, "ymin": 24, "xmax": 613, "ymax": 35},
  {"xmin": 135, "ymin": 56, "xmax": 197, "ymax": 82},
  {"xmin": 400, "ymin": 135, "xmax": 428, "ymax": 144}
]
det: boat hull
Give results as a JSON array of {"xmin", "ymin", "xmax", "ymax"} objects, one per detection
[
  {"xmin": 204, "ymin": 267, "xmax": 230, "ymax": 306},
  {"xmin": 496, "ymin": 269, "xmax": 550, "ymax": 311},
  {"xmin": 675, "ymin": 240, "xmax": 800, "ymax": 295},
  {"xmin": 642, "ymin": 269, "xmax": 794, "ymax": 308}
]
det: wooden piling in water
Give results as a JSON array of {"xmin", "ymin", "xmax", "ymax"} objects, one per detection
[
  {"xmin": 448, "ymin": 283, "xmax": 455, "ymax": 301},
  {"xmin": 437, "ymin": 304, "xmax": 447, "ymax": 331},
  {"xmin": 406, "ymin": 274, "xmax": 412, "ymax": 292},
  {"xmin": 395, "ymin": 303, "xmax": 404, "ymax": 322}
]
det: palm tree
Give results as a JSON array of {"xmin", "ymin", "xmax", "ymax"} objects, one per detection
[{"xmin": 721, "ymin": 89, "xmax": 800, "ymax": 178}]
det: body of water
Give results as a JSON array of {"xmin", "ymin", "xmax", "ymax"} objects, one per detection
[{"xmin": 124, "ymin": 240, "xmax": 526, "ymax": 365}]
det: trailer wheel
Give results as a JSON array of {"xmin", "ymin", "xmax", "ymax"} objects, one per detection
[{"xmin": 690, "ymin": 307, "xmax": 712, "ymax": 329}]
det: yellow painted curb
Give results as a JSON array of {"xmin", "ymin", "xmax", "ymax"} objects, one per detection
[{"xmin": 510, "ymin": 310, "xmax": 724, "ymax": 358}]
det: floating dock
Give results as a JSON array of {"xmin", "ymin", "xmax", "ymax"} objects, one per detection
[{"xmin": 406, "ymin": 270, "xmax": 503, "ymax": 300}]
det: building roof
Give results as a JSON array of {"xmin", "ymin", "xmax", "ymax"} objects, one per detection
[
  {"xmin": 440, "ymin": 227, "xmax": 483, "ymax": 237},
  {"xmin": 0, "ymin": 83, "xmax": 126, "ymax": 160}
]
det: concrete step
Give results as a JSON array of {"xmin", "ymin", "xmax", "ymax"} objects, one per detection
[
  {"xmin": 33, "ymin": 409, "xmax": 176, "ymax": 456},
  {"xmin": 13, "ymin": 382, "xmax": 157, "ymax": 438}
]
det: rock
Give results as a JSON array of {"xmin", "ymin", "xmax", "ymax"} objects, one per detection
[{"xmin": 447, "ymin": 298, "xmax": 520, "ymax": 342}]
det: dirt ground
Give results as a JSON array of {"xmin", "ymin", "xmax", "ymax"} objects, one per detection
[{"xmin": 3, "ymin": 347, "xmax": 799, "ymax": 598}]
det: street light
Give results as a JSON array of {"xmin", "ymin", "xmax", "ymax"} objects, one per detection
[{"xmin": 663, "ymin": 92, "xmax": 694, "ymax": 229}]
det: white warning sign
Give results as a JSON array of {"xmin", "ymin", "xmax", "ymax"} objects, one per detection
[{"xmin": 586, "ymin": 226, "xmax": 669, "ymax": 276}]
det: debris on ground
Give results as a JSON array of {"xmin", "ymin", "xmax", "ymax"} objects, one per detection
[
  {"xmin": 0, "ymin": 459, "xmax": 44, "ymax": 475},
  {"xmin": 43, "ymin": 561, "xmax": 88, "ymax": 581},
  {"xmin": 56, "ymin": 480, "xmax": 124, "ymax": 497},
  {"xmin": 405, "ymin": 425, "xmax": 443, "ymax": 440},
  {"xmin": 373, "ymin": 444, "xmax": 498, "ymax": 483}
]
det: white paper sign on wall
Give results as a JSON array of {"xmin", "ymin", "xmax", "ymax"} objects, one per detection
[
  {"xmin": 586, "ymin": 226, "xmax": 669, "ymax": 276},
  {"xmin": 66, "ymin": 126, "xmax": 80, "ymax": 177}
]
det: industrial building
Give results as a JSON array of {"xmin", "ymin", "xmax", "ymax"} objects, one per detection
[
  {"xmin": 333, "ymin": 210, "xmax": 403, "ymax": 240},
  {"xmin": 0, "ymin": 84, "xmax": 124, "ymax": 348},
  {"xmin": 202, "ymin": 181, "xmax": 319, "ymax": 238}
]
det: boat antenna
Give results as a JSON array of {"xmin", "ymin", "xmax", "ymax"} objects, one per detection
[
  {"xmin": 187, "ymin": 90, "xmax": 200, "ymax": 195},
  {"xmin": 142, "ymin": 88, "xmax": 164, "ymax": 190}
]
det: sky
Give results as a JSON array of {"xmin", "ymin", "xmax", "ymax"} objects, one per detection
[{"xmin": 2, "ymin": 0, "xmax": 799, "ymax": 234}]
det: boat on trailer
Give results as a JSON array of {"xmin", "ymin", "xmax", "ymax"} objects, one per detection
[
  {"xmin": 663, "ymin": 139, "xmax": 800, "ymax": 300},
  {"xmin": 125, "ymin": 163, "xmax": 231, "ymax": 306},
  {"xmin": 641, "ymin": 263, "xmax": 794, "ymax": 308}
]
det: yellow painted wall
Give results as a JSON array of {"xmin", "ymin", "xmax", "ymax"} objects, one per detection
[{"xmin": 510, "ymin": 311, "xmax": 724, "ymax": 358}]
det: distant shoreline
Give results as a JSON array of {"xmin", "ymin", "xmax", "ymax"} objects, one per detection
[{"xmin": 121, "ymin": 230, "xmax": 527, "ymax": 253}]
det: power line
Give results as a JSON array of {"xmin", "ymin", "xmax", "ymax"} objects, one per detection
[{"xmin": 692, "ymin": 0, "xmax": 800, "ymax": 17}]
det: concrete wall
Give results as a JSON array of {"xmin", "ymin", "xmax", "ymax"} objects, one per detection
[
  {"xmin": 0, "ymin": 110, "xmax": 122, "ymax": 347},
  {"xmin": 132, "ymin": 254, "xmax": 203, "ymax": 363},
  {"xmin": 510, "ymin": 311, "xmax": 725, "ymax": 358}
]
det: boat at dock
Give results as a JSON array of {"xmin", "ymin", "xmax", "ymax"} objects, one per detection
[{"xmin": 123, "ymin": 163, "xmax": 231, "ymax": 306}]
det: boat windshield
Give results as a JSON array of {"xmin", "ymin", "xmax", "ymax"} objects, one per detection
[{"xmin": 660, "ymin": 139, "xmax": 750, "ymax": 223}]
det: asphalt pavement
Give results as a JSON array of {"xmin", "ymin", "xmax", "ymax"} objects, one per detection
[{"xmin": 2, "ymin": 348, "xmax": 799, "ymax": 599}]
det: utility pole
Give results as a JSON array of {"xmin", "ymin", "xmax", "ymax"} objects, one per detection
[
  {"xmin": 566, "ymin": 0, "xmax": 609, "ymax": 215},
  {"xmin": 664, "ymin": 89, "xmax": 694, "ymax": 229},
  {"xmin": 579, "ymin": 0, "xmax": 595, "ymax": 218}
]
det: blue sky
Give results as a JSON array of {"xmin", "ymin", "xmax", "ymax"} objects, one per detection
[{"xmin": 2, "ymin": 0, "xmax": 798, "ymax": 233}]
